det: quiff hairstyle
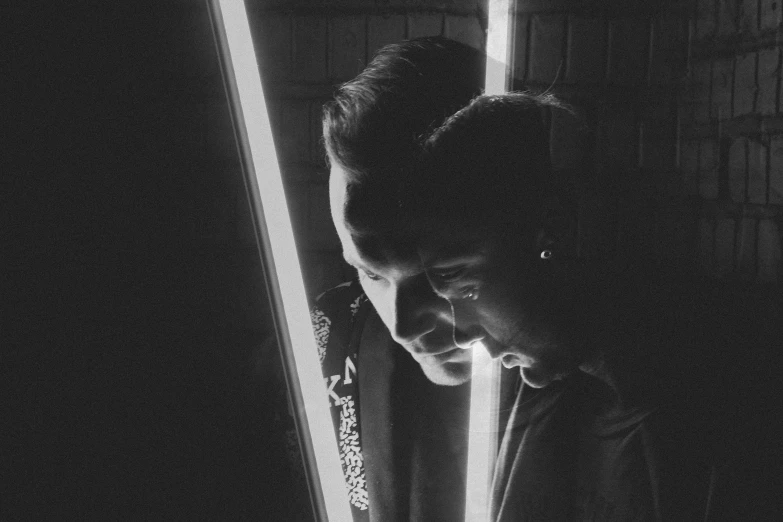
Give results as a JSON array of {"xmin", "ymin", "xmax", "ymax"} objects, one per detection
[
  {"xmin": 322, "ymin": 38, "xmax": 569, "ymax": 258},
  {"xmin": 418, "ymin": 92, "xmax": 571, "ymax": 236},
  {"xmin": 321, "ymin": 37, "xmax": 485, "ymax": 254},
  {"xmin": 322, "ymin": 36, "xmax": 485, "ymax": 181}
]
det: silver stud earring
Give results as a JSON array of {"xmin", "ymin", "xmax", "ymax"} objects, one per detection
[{"xmin": 540, "ymin": 249, "xmax": 553, "ymax": 260}]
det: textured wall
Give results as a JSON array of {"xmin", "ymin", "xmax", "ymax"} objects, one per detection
[
  {"xmin": 684, "ymin": 0, "xmax": 782, "ymax": 283},
  {"xmin": 258, "ymin": 0, "xmax": 781, "ymax": 291},
  {"xmin": 509, "ymin": 1, "xmax": 694, "ymax": 270},
  {"xmin": 509, "ymin": 0, "xmax": 781, "ymax": 284}
]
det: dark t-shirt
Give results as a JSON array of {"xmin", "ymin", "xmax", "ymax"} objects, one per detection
[
  {"xmin": 312, "ymin": 277, "xmax": 782, "ymax": 521},
  {"xmin": 492, "ymin": 276, "xmax": 783, "ymax": 521},
  {"xmin": 492, "ymin": 373, "xmax": 660, "ymax": 521}
]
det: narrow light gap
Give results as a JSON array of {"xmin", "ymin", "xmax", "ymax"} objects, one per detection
[{"xmin": 465, "ymin": 1, "xmax": 511, "ymax": 520}]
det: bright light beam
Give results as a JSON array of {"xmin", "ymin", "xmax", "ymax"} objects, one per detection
[
  {"xmin": 210, "ymin": 1, "xmax": 351, "ymax": 520},
  {"xmin": 465, "ymin": 2, "xmax": 511, "ymax": 520},
  {"xmin": 485, "ymin": 0, "xmax": 512, "ymax": 96},
  {"xmin": 465, "ymin": 342, "xmax": 500, "ymax": 521}
]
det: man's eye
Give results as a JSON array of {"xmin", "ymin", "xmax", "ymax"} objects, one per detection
[
  {"xmin": 458, "ymin": 286, "xmax": 479, "ymax": 301},
  {"xmin": 359, "ymin": 269, "xmax": 382, "ymax": 282},
  {"xmin": 432, "ymin": 268, "xmax": 466, "ymax": 282}
]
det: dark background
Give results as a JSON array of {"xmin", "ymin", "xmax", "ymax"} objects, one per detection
[
  {"xmin": 3, "ymin": 0, "xmax": 780, "ymax": 519},
  {"xmin": 4, "ymin": 1, "xmax": 310, "ymax": 519}
]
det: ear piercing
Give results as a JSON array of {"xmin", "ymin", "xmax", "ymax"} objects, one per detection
[{"xmin": 540, "ymin": 249, "xmax": 553, "ymax": 260}]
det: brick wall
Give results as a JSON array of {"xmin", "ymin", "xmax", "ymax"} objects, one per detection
[
  {"xmin": 248, "ymin": 0, "xmax": 486, "ymax": 298},
  {"xmin": 683, "ymin": 0, "xmax": 782, "ymax": 283},
  {"xmin": 509, "ymin": 1, "xmax": 694, "ymax": 269},
  {"xmin": 513, "ymin": 0, "xmax": 781, "ymax": 285},
  {"xmin": 255, "ymin": 0, "xmax": 781, "ymax": 294}
]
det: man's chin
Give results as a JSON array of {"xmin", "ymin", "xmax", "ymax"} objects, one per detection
[{"xmin": 420, "ymin": 361, "xmax": 473, "ymax": 386}]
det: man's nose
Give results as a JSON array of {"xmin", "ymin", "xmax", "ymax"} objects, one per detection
[
  {"xmin": 389, "ymin": 278, "xmax": 438, "ymax": 345},
  {"xmin": 451, "ymin": 300, "xmax": 485, "ymax": 349}
]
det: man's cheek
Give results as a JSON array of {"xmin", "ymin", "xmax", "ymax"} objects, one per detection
[{"xmin": 362, "ymin": 287, "xmax": 393, "ymax": 331}]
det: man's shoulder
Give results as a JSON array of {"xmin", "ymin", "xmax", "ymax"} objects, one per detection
[
  {"xmin": 310, "ymin": 280, "xmax": 371, "ymax": 369},
  {"xmin": 312, "ymin": 280, "xmax": 368, "ymax": 317}
]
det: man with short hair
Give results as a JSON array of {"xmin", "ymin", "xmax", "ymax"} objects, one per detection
[
  {"xmin": 326, "ymin": 83, "xmax": 783, "ymax": 520},
  {"xmin": 313, "ymin": 36, "xmax": 485, "ymax": 521}
]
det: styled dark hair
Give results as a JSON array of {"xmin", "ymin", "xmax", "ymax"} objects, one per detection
[
  {"xmin": 322, "ymin": 37, "xmax": 485, "ymax": 256},
  {"xmin": 418, "ymin": 92, "xmax": 570, "ymax": 234},
  {"xmin": 322, "ymin": 36, "xmax": 485, "ymax": 181}
]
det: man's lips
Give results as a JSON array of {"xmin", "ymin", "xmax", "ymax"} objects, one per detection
[{"xmin": 417, "ymin": 346, "xmax": 473, "ymax": 364}]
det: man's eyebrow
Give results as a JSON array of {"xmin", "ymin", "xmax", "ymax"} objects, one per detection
[{"xmin": 342, "ymin": 252, "xmax": 372, "ymax": 271}]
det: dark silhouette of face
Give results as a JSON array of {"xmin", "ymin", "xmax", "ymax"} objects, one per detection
[
  {"xmin": 329, "ymin": 163, "xmax": 484, "ymax": 385},
  {"xmin": 330, "ymin": 162, "xmax": 582, "ymax": 388}
]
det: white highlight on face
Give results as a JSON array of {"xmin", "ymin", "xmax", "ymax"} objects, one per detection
[{"xmin": 214, "ymin": 1, "xmax": 351, "ymax": 520}]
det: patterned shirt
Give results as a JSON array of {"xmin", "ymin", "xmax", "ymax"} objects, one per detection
[{"xmin": 310, "ymin": 280, "xmax": 471, "ymax": 522}]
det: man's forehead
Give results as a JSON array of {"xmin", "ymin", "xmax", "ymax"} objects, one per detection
[
  {"xmin": 416, "ymin": 224, "xmax": 494, "ymax": 265},
  {"xmin": 342, "ymin": 233, "xmax": 423, "ymax": 277},
  {"xmin": 329, "ymin": 159, "xmax": 496, "ymax": 266},
  {"xmin": 345, "ymin": 219, "xmax": 492, "ymax": 271}
]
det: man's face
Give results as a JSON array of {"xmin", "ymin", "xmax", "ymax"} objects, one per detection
[
  {"xmin": 329, "ymin": 164, "xmax": 484, "ymax": 386},
  {"xmin": 417, "ymin": 218, "xmax": 583, "ymax": 389}
]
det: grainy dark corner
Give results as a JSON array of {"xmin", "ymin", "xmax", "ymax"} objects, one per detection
[
  {"xmin": 5, "ymin": 1, "xmax": 309, "ymax": 519},
  {"xmin": 4, "ymin": 0, "xmax": 781, "ymax": 520}
]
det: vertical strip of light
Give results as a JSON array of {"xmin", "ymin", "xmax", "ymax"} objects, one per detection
[
  {"xmin": 465, "ymin": 1, "xmax": 511, "ymax": 521},
  {"xmin": 465, "ymin": 342, "xmax": 498, "ymax": 521},
  {"xmin": 211, "ymin": 1, "xmax": 351, "ymax": 520},
  {"xmin": 485, "ymin": 0, "xmax": 511, "ymax": 96}
]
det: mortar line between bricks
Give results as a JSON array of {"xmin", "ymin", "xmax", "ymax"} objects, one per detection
[
  {"xmin": 561, "ymin": 14, "xmax": 569, "ymax": 88},
  {"xmin": 752, "ymin": 50, "xmax": 760, "ymax": 115},
  {"xmin": 524, "ymin": 15, "xmax": 531, "ymax": 85},
  {"xmin": 646, "ymin": 17, "xmax": 655, "ymax": 86},
  {"xmin": 732, "ymin": 207, "xmax": 742, "ymax": 273},
  {"xmin": 765, "ymin": 130, "xmax": 772, "ymax": 205},
  {"xmin": 363, "ymin": 14, "xmax": 369, "ymax": 68},
  {"xmin": 604, "ymin": 18, "xmax": 611, "ymax": 82},
  {"xmin": 707, "ymin": 59, "xmax": 715, "ymax": 122},
  {"xmin": 753, "ymin": 215, "xmax": 761, "ymax": 279},
  {"xmin": 776, "ymin": 46, "xmax": 782, "ymax": 114},
  {"xmin": 642, "ymin": 17, "xmax": 652, "ymax": 88},
  {"xmin": 697, "ymin": 198, "xmax": 783, "ymax": 218},
  {"xmin": 324, "ymin": 14, "xmax": 331, "ymax": 84},
  {"xmin": 256, "ymin": 6, "xmax": 480, "ymax": 17},
  {"xmin": 745, "ymin": 132, "xmax": 751, "ymax": 203},
  {"xmin": 690, "ymin": 28, "xmax": 783, "ymax": 59},
  {"xmin": 710, "ymin": 214, "xmax": 718, "ymax": 275},
  {"xmin": 730, "ymin": 53, "xmax": 737, "ymax": 120},
  {"xmin": 287, "ymin": 12, "xmax": 293, "ymax": 79},
  {"xmin": 755, "ymin": 0, "xmax": 762, "ymax": 33}
]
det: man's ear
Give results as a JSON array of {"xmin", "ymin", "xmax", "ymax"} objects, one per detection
[{"xmin": 535, "ymin": 194, "xmax": 577, "ymax": 256}]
